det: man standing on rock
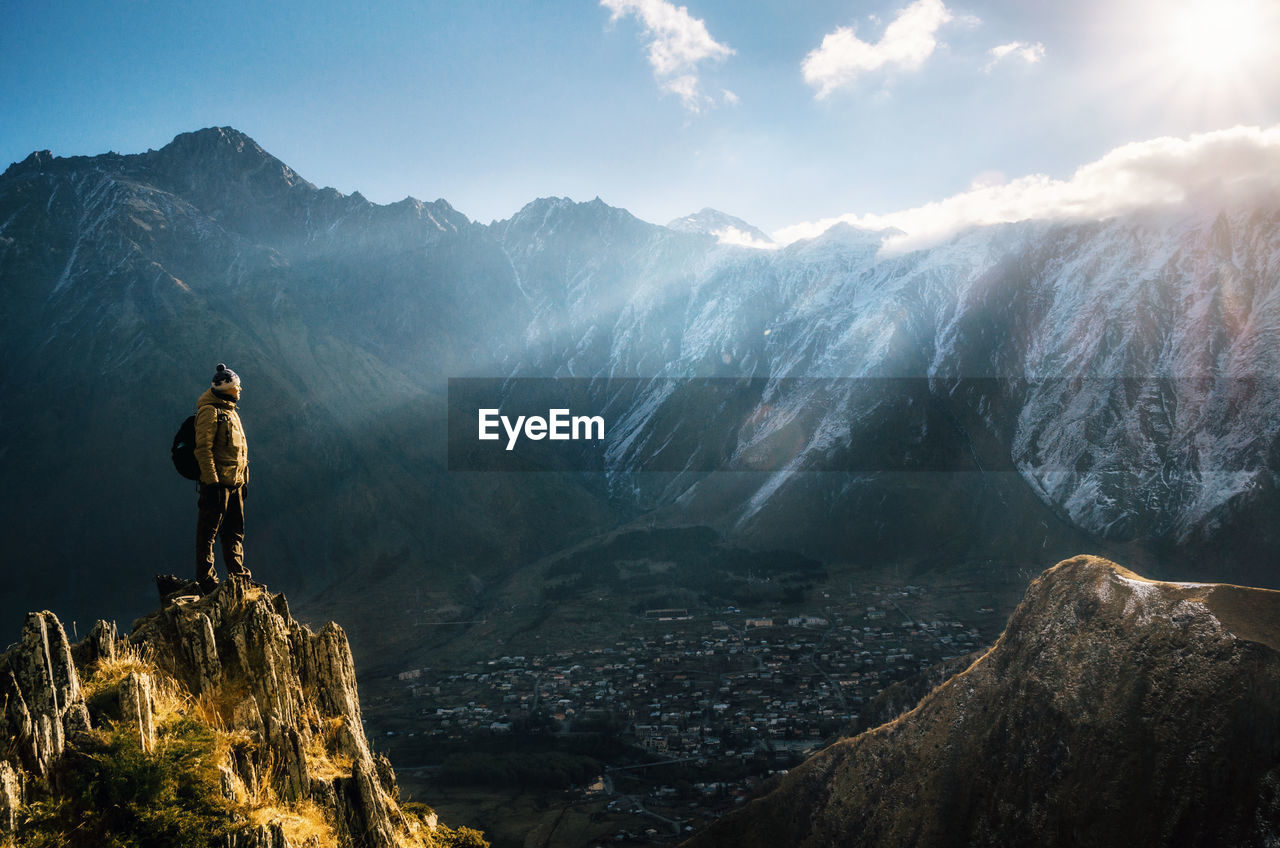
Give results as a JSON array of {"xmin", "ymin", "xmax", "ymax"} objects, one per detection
[{"xmin": 194, "ymin": 363, "xmax": 252, "ymax": 594}]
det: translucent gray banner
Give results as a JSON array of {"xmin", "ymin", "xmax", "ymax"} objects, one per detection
[{"xmin": 446, "ymin": 377, "xmax": 1278, "ymax": 473}]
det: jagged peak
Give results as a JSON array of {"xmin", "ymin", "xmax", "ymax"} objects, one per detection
[
  {"xmin": 171, "ymin": 125, "xmax": 258, "ymax": 148},
  {"xmin": 499, "ymin": 195, "xmax": 650, "ymax": 236},
  {"xmin": 162, "ymin": 126, "xmax": 275, "ymax": 162},
  {"xmin": 510, "ymin": 195, "xmax": 575, "ymax": 217},
  {"xmin": 0, "ymin": 147, "xmax": 135, "ymax": 181},
  {"xmin": 151, "ymin": 126, "xmax": 315, "ymax": 191},
  {"xmin": 1, "ymin": 127, "xmax": 314, "ymax": 206},
  {"xmin": 0, "ymin": 576, "xmax": 467, "ymax": 847},
  {"xmin": 667, "ymin": 207, "xmax": 774, "ymax": 248},
  {"xmin": 817, "ymin": 220, "xmax": 902, "ymax": 243},
  {"xmin": 508, "ymin": 195, "xmax": 621, "ymax": 218},
  {"xmin": 387, "ymin": 194, "xmax": 468, "ymax": 227},
  {"xmin": 776, "ymin": 220, "xmax": 904, "ymax": 259},
  {"xmin": 2, "ymin": 149, "xmax": 56, "ymax": 179}
]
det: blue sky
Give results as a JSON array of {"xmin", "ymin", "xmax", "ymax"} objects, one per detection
[{"xmin": 3, "ymin": 0, "xmax": 1279, "ymax": 238}]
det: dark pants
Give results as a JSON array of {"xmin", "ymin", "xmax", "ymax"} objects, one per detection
[{"xmin": 196, "ymin": 483, "xmax": 249, "ymax": 586}]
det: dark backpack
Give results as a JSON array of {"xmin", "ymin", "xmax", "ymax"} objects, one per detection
[{"xmin": 171, "ymin": 415, "xmax": 201, "ymax": 480}]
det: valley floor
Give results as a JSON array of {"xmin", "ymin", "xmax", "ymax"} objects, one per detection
[{"xmin": 357, "ymin": 567, "xmax": 1020, "ymax": 847}]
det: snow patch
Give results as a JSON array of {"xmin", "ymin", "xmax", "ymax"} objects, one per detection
[{"xmin": 1116, "ymin": 574, "xmax": 1161, "ymax": 621}]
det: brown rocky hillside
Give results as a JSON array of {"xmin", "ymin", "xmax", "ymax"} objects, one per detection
[{"xmin": 686, "ymin": 555, "xmax": 1280, "ymax": 848}]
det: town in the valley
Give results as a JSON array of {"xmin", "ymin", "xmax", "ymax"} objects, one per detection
[{"xmin": 369, "ymin": 580, "xmax": 999, "ymax": 844}]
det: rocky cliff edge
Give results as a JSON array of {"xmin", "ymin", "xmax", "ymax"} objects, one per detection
[{"xmin": 0, "ymin": 577, "xmax": 485, "ymax": 848}]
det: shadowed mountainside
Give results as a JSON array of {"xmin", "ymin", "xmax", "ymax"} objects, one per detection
[{"xmin": 3, "ymin": 127, "xmax": 1279, "ymax": 650}]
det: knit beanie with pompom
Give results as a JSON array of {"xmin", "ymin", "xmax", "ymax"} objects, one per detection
[{"xmin": 212, "ymin": 363, "xmax": 241, "ymax": 389}]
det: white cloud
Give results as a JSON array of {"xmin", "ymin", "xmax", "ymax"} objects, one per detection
[
  {"xmin": 602, "ymin": 0, "xmax": 734, "ymax": 112},
  {"xmin": 714, "ymin": 226, "xmax": 779, "ymax": 250},
  {"xmin": 773, "ymin": 125, "xmax": 1280, "ymax": 252},
  {"xmin": 802, "ymin": 0, "xmax": 956, "ymax": 98},
  {"xmin": 983, "ymin": 40, "xmax": 1046, "ymax": 72}
]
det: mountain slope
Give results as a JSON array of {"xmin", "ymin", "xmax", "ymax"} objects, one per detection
[
  {"xmin": 685, "ymin": 556, "xmax": 1280, "ymax": 848},
  {"xmin": 2, "ymin": 127, "xmax": 1279, "ymax": 638},
  {"xmin": 0, "ymin": 128, "xmax": 620, "ymax": 629},
  {"xmin": 487, "ymin": 198, "xmax": 1280, "ymax": 585}
]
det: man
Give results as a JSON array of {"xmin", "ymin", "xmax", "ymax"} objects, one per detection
[{"xmin": 194, "ymin": 363, "xmax": 251, "ymax": 593}]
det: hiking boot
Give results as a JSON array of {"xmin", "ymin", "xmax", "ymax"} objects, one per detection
[{"xmin": 156, "ymin": 573, "xmax": 201, "ymax": 602}]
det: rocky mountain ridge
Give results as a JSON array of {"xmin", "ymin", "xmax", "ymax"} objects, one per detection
[
  {"xmin": 666, "ymin": 207, "xmax": 775, "ymax": 247},
  {"xmin": 685, "ymin": 555, "xmax": 1280, "ymax": 848},
  {"xmin": 0, "ymin": 576, "xmax": 484, "ymax": 847},
  {"xmin": 2, "ymin": 126, "xmax": 1278, "ymax": 633}
]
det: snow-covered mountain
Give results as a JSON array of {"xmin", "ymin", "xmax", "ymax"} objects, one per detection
[
  {"xmin": 498, "ymin": 194, "xmax": 1279, "ymax": 564},
  {"xmin": 2, "ymin": 128, "xmax": 1277, "ymax": 628},
  {"xmin": 666, "ymin": 207, "xmax": 775, "ymax": 248}
]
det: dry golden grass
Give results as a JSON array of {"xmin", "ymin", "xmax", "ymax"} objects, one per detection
[
  {"xmin": 392, "ymin": 829, "xmax": 433, "ymax": 848},
  {"xmin": 305, "ymin": 716, "xmax": 354, "ymax": 782},
  {"xmin": 241, "ymin": 756, "xmax": 339, "ymax": 846},
  {"xmin": 188, "ymin": 687, "xmax": 232, "ymax": 732},
  {"xmin": 49, "ymin": 590, "xmax": 456, "ymax": 848},
  {"xmin": 81, "ymin": 641, "xmax": 195, "ymax": 734},
  {"xmin": 250, "ymin": 799, "xmax": 336, "ymax": 846},
  {"xmin": 390, "ymin": 808, "xmax": 439, "ymax": 848},
  {"xmin": 81, "ymin": 646, "xmax": 272, "ymax": 815},
  {"xmin": 1202, "ymin": 584, "xmax": 1280, "ymax": 652},
  {"xmin": 183, "ymin": 678, "xmax": 260, "ymax": 737},
  {"xmin": 80, "ymin": 640, "xmax": 154, "ymax": 699},
  {"xmin": 64, "ymin": 589, "xmax": 447, "ymax": 848}
]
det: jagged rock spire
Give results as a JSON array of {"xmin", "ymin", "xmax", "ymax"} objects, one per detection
[{"xmin": 0, "ymin": 576, "xmax": 450, "ymax": 848}]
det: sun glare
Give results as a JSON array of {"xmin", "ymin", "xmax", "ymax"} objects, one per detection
[
  {"xmin": 1165, "ymin": 0, "xmax": 1270, "ymax": 77},
  {"xmin": 1109, "ymin": 0, "xmax": 1280, "ymax": 123}
]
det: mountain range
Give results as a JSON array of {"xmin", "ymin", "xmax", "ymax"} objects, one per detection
[{"xmin": 2, "ymin": 126, "xmax": 1277, "ymax": 649}]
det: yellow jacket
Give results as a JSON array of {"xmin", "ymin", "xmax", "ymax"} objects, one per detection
[{"xmin": 195, "ymin": 388, "xmax": 249, "ymax": 487}]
